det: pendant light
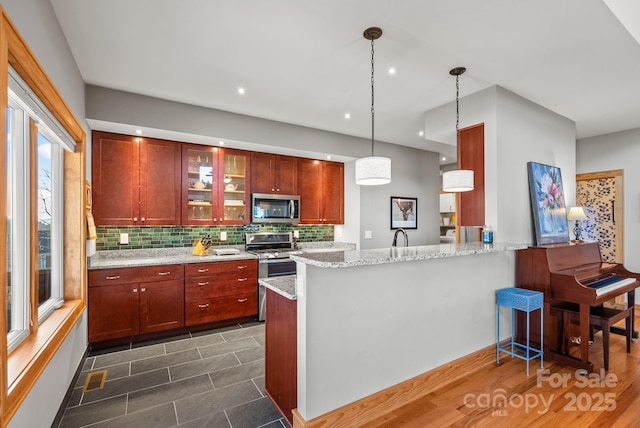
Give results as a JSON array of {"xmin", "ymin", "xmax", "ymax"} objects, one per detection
[
  {"xmin": 442, "ymin": 67, "xmax": 474, "ymax": 192},
  {"xmin": 355, "ymin": 27, "xmax": 391, "ymax": 186}
]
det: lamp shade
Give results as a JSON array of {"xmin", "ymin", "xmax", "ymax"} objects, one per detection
[
  {"xmin": 355, "ymin": 156, "xmax": 391, "ymax": 185},
  {"xmin": 442, "ymin": 169, "xmax": 474, "ymax": 192},
  {"xmin": 567, "ymin": 206, "xmax": 588, "ymax": 221}
]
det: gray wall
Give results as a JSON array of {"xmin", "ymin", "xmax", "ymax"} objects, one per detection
[
  {"xmin": 425, "ymin": 86, "xmax": 576, "ymax": 245},
  {"xmin": 577, "ymin": 128, "xmax": 640, "ymax": 272},
  {"xmin": 359, "ymin": 142, "xmax": 440, "ymax": 249},
  {"xmin": 2, "ymin": 1, "xmax": 89, "ymax": 427},
  {"xmin": 85, "ymin": 86, "xmax": 442, "ymax": 248}
]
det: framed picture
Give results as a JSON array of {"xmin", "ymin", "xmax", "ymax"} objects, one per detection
[
  {"xmin": 527, "ymin": 161, "xmax": 570, "ymax": 245},
  {"xmin": 390, "ymin": 197, "xmax": 417, "ymax": 229}
]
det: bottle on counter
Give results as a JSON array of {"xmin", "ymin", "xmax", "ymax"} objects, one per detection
[{"xmin": 482, "ymin": 225, "xmax": 494, "ymax": 244}]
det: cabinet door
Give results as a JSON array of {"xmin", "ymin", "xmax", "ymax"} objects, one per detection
[
  {"xmin": 139, "ymin": 138, "xmax": 182, "ymax": 225},
  {"xmin": 88, "ymin": 283, "xmax": 139, "ymax": 342},
  {"xmin": 250, "ymin": 152, "xmax": 275, "ymax": 194},
  {"xmin": 298, "ymin": 159, "xmax": 322, "ymax": 223},
  {"xmin": 139, "ymin": 279, "xmax": 185, "ymax": 333},
  {"xmin": 321, "ymin": 161, "xmax": 344, "ymax": 224},
  {"xmin": 182, "ymin": 144, "xmax": 219, "ymax": 225},
  {"xmin": 91, "ymin": 131, "xmax": 139, "ymax": 225},
  {"xmin": 220, "ymin": 149, "xmax": 250, "ymax": 225},
  {"xmin": 274, "ymin": 155, "xmax": 298, "ymax": 194}
]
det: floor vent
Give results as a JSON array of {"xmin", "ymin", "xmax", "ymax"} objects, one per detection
[{"xmin": 83, "ymin": 370, "xmax": 107, "ymax": 392}]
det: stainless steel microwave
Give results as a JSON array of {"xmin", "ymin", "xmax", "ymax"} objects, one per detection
[{"xmin": 252, "ymin": 193, "xmax": 300, "ymax": 224}]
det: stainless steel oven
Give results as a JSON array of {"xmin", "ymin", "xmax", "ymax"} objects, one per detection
[{"xmin": 246, "ymin": 232, "xmax": 297, "ymax": 321}]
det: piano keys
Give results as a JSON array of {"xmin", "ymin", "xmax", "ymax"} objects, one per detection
[{"xmin": 516, "ymin": 242, "xmax": 639, "ymax": 372}]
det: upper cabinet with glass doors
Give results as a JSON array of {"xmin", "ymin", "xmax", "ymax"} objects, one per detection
[{"xmin": 181, "ymin": 145, "xmax": 250, "ymax": 225}]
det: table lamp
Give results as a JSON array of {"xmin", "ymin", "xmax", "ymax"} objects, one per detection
[{"xmin": 567, "ymin": 206, "xmax": 588, "ymax": 241}]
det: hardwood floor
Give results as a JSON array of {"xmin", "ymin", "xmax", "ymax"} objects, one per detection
[{"xmin": 364, "ymin": 310, "xmax": 640, "ymax": 428}]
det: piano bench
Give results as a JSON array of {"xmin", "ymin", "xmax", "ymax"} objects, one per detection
[
  {"xmin": 496, "ymin": 288, "xmax": 544, "ymax": 376},
  {"xmin": 551, "ymin": 303, "xmax": 632, "ymax": 371}
]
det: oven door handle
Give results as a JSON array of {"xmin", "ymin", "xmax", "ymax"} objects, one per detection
[{"xmin": 261, "ymin": 257, "xmax": 295, "ymax": 264}]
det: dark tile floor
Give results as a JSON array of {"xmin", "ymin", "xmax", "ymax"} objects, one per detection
[{"xmin": 53, "ymin": 322, "xmax": 286, "ymax": 428}]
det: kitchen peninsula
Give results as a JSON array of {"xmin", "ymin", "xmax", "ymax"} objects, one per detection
[{"xmin": 263, "ymin": 242, "xmax": 526, "ymax": 426}]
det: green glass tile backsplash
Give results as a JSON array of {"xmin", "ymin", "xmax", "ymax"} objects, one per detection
[{"xmin": 95, "ymin": 224, "xmax": 334, "ymax": 251}]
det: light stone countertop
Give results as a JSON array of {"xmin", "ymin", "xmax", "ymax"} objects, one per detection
[
  {"xmin": 290, "ymin": 242, "xmax": 528, "ymax": 268},
  {"xmin": 88, "ymin": 246, "xmax": 256, "ymax": 269},
  {"xmin": 259, "ymin": 275, "xmax": 297, "ymax": 300}
]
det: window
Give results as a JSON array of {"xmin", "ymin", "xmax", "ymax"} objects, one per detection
[
  {"xmin": 5, "ymin": 69, "xmax": 68, "ymax": 351},
  {"xmin": 0, "ymin": 8, "xmax": 86, "ymax": 423}
]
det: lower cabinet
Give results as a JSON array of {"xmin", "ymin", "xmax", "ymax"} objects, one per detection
[
  {"xmin": 265, "ymin": 288, "xmax": 297, "ymax": 426},
  {"xmin": 185, "ymin": 259, "xmax": 258, "ymax": 326},
  {"xmin": 88, "ymin": 264, "xmax": 185, "ymax": 343}
]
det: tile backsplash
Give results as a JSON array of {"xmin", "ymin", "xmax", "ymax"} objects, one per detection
[{"xmin": 95, "ymin": 224, "xmax": 334, "ymax": 251}]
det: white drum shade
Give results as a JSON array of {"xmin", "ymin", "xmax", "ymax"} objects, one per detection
[
  {"xmin": 442, "ymin": 169, "xmax": 474, "ymax": 192},
  {"xmin": 355, "ymin": 156, "xmax": 391, "ymax": 185}
]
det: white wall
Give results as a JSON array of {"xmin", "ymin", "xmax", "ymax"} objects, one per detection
[
  {"xmin": 2, "ymin": 0, "xmax": 89, "ymax": 427},
  {"xmin": 296, "ymin": 250, "xmax": 517, "ymax": 420},
  {"xmin": 425, "ymin": 86, "xmax": 576, "ymax": 244},
  {"xmin": 577, "ymin": 128, "xmax": 640, "ymax": 272}
]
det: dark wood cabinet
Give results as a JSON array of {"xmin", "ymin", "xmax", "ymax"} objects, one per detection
[
  {"xmin": 251, "ymin": 152, "xmax": 298, "ymax": 195},
  {"xmin": 265, "ymin": 288, "xmax": 297, "ymax": 426},
  {"xmin": 298, "ymin": 159, "xmax": 344, "ymax": 224},
  {"xmin": 184, "ymin": 259, "xmax": 258, "ymax": 325},
  {"xmin": 88, "ymin": 264, "xmax": 185, "ymax": 343},
  {"xmin": 92, "ymin": 131, "xmax": 181, "ymax": 226}
]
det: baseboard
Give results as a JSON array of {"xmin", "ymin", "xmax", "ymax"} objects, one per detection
[{"xmin": 292, "ymin": 344, "xmax": 496, "ymax": 428}]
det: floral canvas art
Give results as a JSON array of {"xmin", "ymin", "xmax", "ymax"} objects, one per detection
[{"xmin": 527, "ymin": 162, "xmax": 570, "ymax": 245}]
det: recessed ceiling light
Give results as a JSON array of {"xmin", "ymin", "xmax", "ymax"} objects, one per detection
[
  {"xmin": 442, "ymin": 157, "xmax": 447, "ymax": 161},
  {"xmin": 219, "ymin": 141, "xmax": 225, "ymax": 145},
  {"xmin": 388, "ymin": 67, "xmax": 396, "ymax": 75},
  {"xmin": 344, "ymin": 113, "xmax": 351, "ymax": 119},
  {"xmin": 326, "ymin": 155, "xmax": 332, "ymax": 160},
  {"xmin": 135, "ymin": 129, "xmax": 142, "ymax": 135},
  {"xmin": 418, "ymin": 130, "xmax": 424, "ymax": 137},
  {"xmin": 237, "ymin": 87, "xmax": 245, "ymax": 95}
]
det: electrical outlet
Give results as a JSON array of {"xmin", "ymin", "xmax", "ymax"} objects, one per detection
[
  {"xmin": 220, "ymin": 231, "xmax": 227, "ymax": 241},
  {"xmin": 293, "ymin": 230, "xmax": 300, "ymax": 239},
  {"xmin": 364, "ymin": 230, "xmax": 372, "ymax": 239},
  {"xmin": 119, "ymin": 233, "xmax": 129, "ymax": 244}
]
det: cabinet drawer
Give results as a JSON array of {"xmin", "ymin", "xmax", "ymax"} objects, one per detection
[
  {"xmin": 185, "ymin": 259, "xmax": 257, "ymax": 277},
  {"xmin": 185, "ymin": 274, "xmax": 256, "ymax": 300},
  {"xmin": 89, "ymin": 264, "xmax": 184, "ymax": 287},
  {"xmin": 185, "ymin": 292, "xmax": 258, "ymax": 325}
]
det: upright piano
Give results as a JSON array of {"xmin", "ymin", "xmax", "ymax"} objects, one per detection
[{"xmin": 516, "ymin": 242, "xmax": 639, "ymax": 372}]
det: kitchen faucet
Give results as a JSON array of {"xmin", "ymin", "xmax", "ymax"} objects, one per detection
[{"xmin": 392, "ymin": 228, "xmax": 408, "ymax": 247}]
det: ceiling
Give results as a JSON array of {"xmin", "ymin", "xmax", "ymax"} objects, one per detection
[{"xmin": 50, "ymin": 0, "xmax": 640, "ymax": 163}]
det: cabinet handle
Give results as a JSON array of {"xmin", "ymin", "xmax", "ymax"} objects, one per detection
[
  {"xmin": 237, "ymin": 265, "xmax": 247, "ymax": 270},
  {"xmin": 133, "ymin": 288, "xmax": 138, "ymax": 293},
  {"xmin": 141, "ymin": 287, "xmax": 146, "ymax": 292},
  {"xmin": 238, "ymin": 278, "xmax": 248, "ymax": 282},
  {"xmin": 198, "ymin": 304, "xmax": 209, "ymax": 309},
  {"xmin": 276, "ymin": 188, "xmax": 280, "ymax": 192},
  {"xmin": 271, "ymin": 188, "xmax": 275, "ymax": 192},
  {"xmin": 133, "ymin": 217, "xmax": 137, "ymax": 222},
  {"xmin": 198, "ymin": 268, "xmax": 209, "ymax": 273},
  {"xmin": 198, "ymin": 282, "xmax": 209, "ymax": 286},
  {"xmin": 238, "ymin": 298, "xmax": 248, "ymax": 303},
  {"xmin": 158, "ymin": 271, "xmax": 171, "ymax": 276},
  {"xmin": 141, "ymin": 217, "xmax": 145, "ymax": 222},
  {"xmin": 105, "ymin": 275, "xmax": 120, "ymax": 280}
]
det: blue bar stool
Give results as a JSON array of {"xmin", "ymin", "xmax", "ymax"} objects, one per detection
[{"xmin": 496, "ymin": 287, "xmax": 544, "ymax": 375}]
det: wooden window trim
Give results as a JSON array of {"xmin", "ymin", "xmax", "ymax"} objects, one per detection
[{"xmin": 0, "ymin": 7, "xmax": 86, "ymax": 426}]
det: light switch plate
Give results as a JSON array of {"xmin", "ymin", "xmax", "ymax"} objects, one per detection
[
  {"xmin": 220, "ymin": 231, "xmax": 227, "ymax": 241},
  {"xmin": 119, "ymin": 233, "xmax": 129, "ymax": 244},
  {"xmin": 364, "ymin": 230, "xmax": 372, "ymax": 239}
]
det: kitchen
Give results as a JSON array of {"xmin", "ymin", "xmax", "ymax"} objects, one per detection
[{"xmin": 4, "ymin": 1, "xmax": 640, "ymax": 428}]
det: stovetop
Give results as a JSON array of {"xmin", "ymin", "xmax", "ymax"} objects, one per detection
[{"xmin": 245, "ymin": 232, "xmax": 295, "ymax": 259}]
